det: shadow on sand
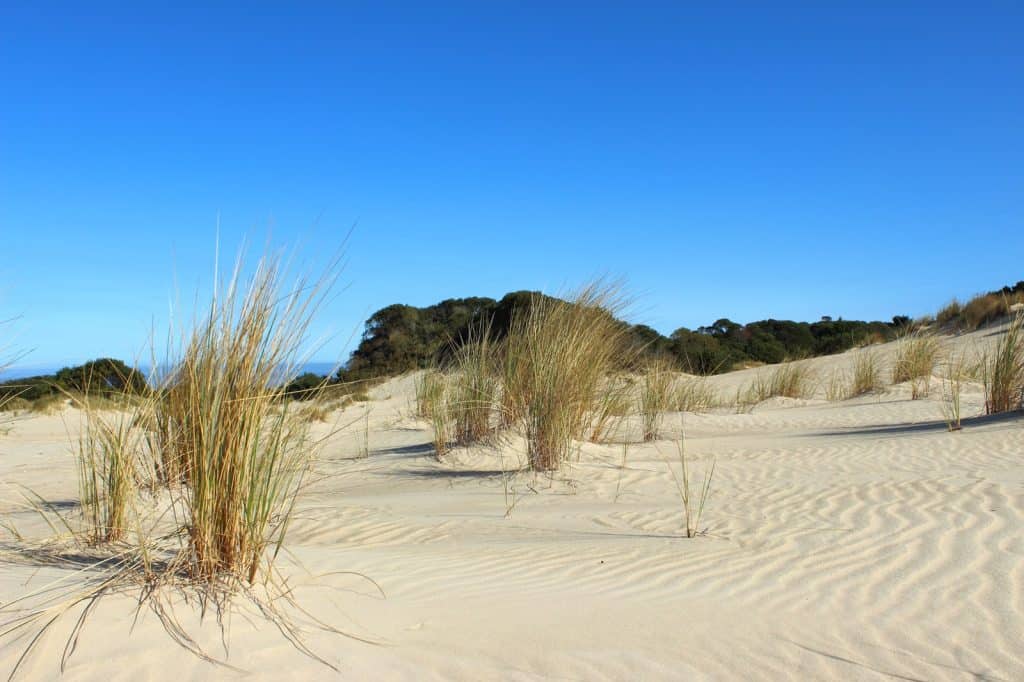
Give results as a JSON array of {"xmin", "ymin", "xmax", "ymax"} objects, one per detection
[{"xmin": 809, "ymin": 409, "xmax": 1023, "ymax": 439}]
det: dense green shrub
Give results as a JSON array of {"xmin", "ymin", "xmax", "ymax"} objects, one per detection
[
  {"xmin": 54, "ymin": 358, "xmax": 146, "ymax": 395},
  {"xmin": 0, "ymin": 358, "xmax": 148, "ymax": 405}
]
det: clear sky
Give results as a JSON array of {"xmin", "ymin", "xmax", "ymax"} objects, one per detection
[{"xmin": 2, "ymin": 2, "xmax": 1022, "ymax": 372}]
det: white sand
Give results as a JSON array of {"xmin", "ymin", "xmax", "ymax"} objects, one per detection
[{"xmin": 1, "ymin": 324, "xmax": 1022, "ymax": 680}]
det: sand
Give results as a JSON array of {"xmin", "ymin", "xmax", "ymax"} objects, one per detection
[{"xmin": 1, "ymin": 323, "xmax": 1022, "ymax": 680}]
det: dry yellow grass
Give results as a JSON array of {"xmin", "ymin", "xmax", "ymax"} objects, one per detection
[
  {"xmin": 447, "ymin": 330, "xmax": 501, "ymax": 445},
  {"xmin": 152, "ymin": 250, "xmax": 339, "ymax": 584},
  {"xmin": 414, "ymin": 369, "xmax": 445, "ymax": 420},
  {"xmin": 588, "ymin": 375, "xmax": 632, "ymax": 443},
  {"xmin": 891, "ymin": 331, "xmax": 940, "ymax": 400},
  {"xmin": 639, "ymin": 358, "xmax": 676, "ymax": 441},
  {"xmin": 502, "ymin": 281, "xmax": 633, "ymax": 470},
  {"xmin": 982, "ymin": 312, "xmax": 1024, "ymax": 414},
  {"xmin": 660, "ymin": 420, "xmax": 715, "ymax": 538},
  {"xmin": 673, "ymin": 376, "xmax": 718, "ymax": 413},
  {"xmin": 941, "ymin": 350, "xmax": 969, "ymax": 430},
  {"xmin": 740, "ymin": 360, "xmax": 816, "ymax": 407},
  {"xmin": 824, "ymin": 368, "xmax": 847, "ymax": 402},
  {"xmin": 76, "ymin": 399, "xmax": 143, "ymax": 543},
  {"xmin": 0, "ymin": 245, "xmax": 354, "ymax": 678},
  {"xmin": 429, "ymin": 376, "xmax": 453, "ymax": 459},
  {"xmin": 850, "ymin": 350, "xmax": 883, "ymax": 396}
]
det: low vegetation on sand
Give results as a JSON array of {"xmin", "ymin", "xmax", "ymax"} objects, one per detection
[
  {"xmin": 414, "ymin": 369, "xmax": 446, "ymax": 420},
  {"xmin": 672, "ymin": 375, "xmax": 718, "ymax": 413},
  {"xmin": 982, "ymin": 312, "xmax": 1024, "ymax": 414},
  {"xmin": 737, "ymin": 359, "xmax": 816, "ymax": 409},
  {"xmin": 935, "ymin": 283, "xmax": 1024, "ymax": 331},
  {"xmin": 639, "ymin": 358, "xmax": 676, "ymax": 441},
  {"xmin": 891, "ymin": 331, "xmax": 941, "ymax": 399},
  {"xmin": 587, "ymin": 375, "xmax": 632, "ymax": 444},
  {"xmin": 661, "ymin": 423, "xmax": 716, "ymax": 538},
  {"xmin": 154, "ymin": 253, "xmax": 336, "ymax": 583},
  {"xmin": 850, "ymin": 350, "xmax": 883, "ymax": 396},
  {"xmin": 504, "ymin": 282, "xmax": 634, "ymax": 470},
  {"xmin": 447, "ymin": 328, "xmax": 501, "ymax": 446},
  {"xmin": 941, "ymin": 350, "xmax": 969, "ymax": 431},
  {"xmin": 76, "ymin": 394, "xmax": 148, "ymax": 544},
  {"xmin": 0, "ymin": 247, "xmax": 358, "ymax": 676},
  {"xmin": 416, "ymin": 281, "xmax": 636, "ymax": 470}
]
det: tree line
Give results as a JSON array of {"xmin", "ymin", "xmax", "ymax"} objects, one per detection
[
  {"xmin": 5, "ymin": 279, "xmax": 1020, "ymax": 406},
  {"xmin": 342, "ymin": 291, "xmax": 902, "ymax": 379}
]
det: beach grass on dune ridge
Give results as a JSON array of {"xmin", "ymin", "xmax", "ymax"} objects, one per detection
[
  {"xmin": 737, "ymin": 359, "xmax": 816, "ymax": 410},
  {"xmin": 850, "ymin": 349, "xmax": 883, "ymax": 396}
]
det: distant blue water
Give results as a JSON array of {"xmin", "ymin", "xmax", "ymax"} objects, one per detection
[{"xmin": 0, "ymin": 360, "xmax": 343, "ymax": 383}]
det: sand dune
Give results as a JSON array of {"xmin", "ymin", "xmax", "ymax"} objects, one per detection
[{"xmin": 1, "ymin": 324, "xmax": 1022, "ymax": 680}]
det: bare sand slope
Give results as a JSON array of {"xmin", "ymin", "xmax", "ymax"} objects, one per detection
[{"xmin": 1, "ymin": 325, "xmax": 1022, "ymax": 680}]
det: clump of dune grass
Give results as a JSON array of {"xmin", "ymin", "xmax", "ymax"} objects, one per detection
[
  {"xmin": 639, "ymin": 358, "xmax": 676, "ymax": 441},
  {"xmin": 891, "ymin": 330, "xmax": 940, "ymax": 399},
  {"xmin": 771, "ymin": 360, "xmax": 816, "ymax": 398},
  {"xmin": 428, "ymin": 375, "xmax": 452, "ymax": 459},
  {"xmin": 75, "ymin": 399, "xmax": 145, "ymax": 544},
  {"xmin": 414, "ymin": 369, "xmax": 445, "ymax": 420},
  {"xmin": 828, "ymin": 352, "xmax": 883, "ymax": 402},
  {"xmin": 588, "ymin": 375, "xmax": 632, "ymax": 443},
  {"xmin": 963, "ymin": 292, "xmax": 1023, "ymax": 330},
  {"xmin": 673, "ymin": 375, "xmax": 717, "ymax": 413},
  {"xmin": 498, "ymin": 331, "xmax": 529, "ymax": 430},
  {"xmin": 503, "ymin": 281, "xmax": 632, "ymax": 471},
  {"xmin": 0, "ymin": 246, "xmax": 374, "ymax": 678},
  {"xmin": 935, "ymin": 298, "xmax": 962, "ymax": 328},
  {"xmin": 153, "ymin": 250, "xmax": 338, "ymax": 585},
  {"xmin": 733, "ymin": 384, "xmax": 756, "ymax": 413},
  {"xmin": 49, "ymin": 364, "xmax": 154, "ymax": 543},
  {"xmin": 941, "ymin": 350, "xmax": 969, "ymax": 430},
  {"xmin": 824, "ymin": 368, "xmax": 847, "ymax": 402},
  {"xmin": 298, "ymin": 399, "xmax": 331, "ymax": 423},
  {"xmin": 850, "ymin": 350, "xmax": 882, "ymax": 396},
  {"xmin": 740, "ymin": 359, "xmax": 816, "ymax": 407},
  {"xmin": 660, "ymin": 419, "xmax": 715, "ymax": 538},
  {"xmin": 26, "ymin": 392, "xmax": 66, "ymax": 415},
  {"xmin": 981, "ymin": 312, "xmax": 1024, "ymax": 414},
  {"xmin": 0, "ymin": 396, "xmax": 31, "ymax": 413},
  {"xmin": 740, "ymin": 374, "xmax": 771, "ymax": 406},
  {"xmin": 447, "ymin": 328, "xmax": 501, "ymax": 445}
]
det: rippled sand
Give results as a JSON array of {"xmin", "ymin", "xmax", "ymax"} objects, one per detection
[{"xmin": 2, "ymin": 323, "xmax": 1022, "ymax": 680}]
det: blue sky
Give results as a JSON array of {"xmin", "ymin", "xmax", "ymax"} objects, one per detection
[{"xmin": 2, "ymin": 2, "xmax": 1022, "ymax": 372}]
